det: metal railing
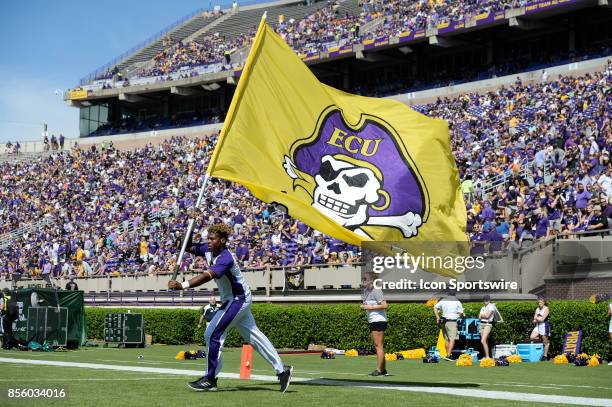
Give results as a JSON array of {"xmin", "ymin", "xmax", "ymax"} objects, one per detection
[
  {"xmin": 556, "ymin": 228, "xmax": 612, "ymax": 240},
  {"xmin": 0, "ymin": 216, "xmax": 55, "ymax": 249},
  {"xmin": 78, "ymin": 0, "xmax": 299, "ymax": 85},
  {"xmin": 79, "ymin": 8, "xmax": 207, "ymax": 85},
  {"xmin": 468, "ymin": 157, "xmax": 552, "ymax": 201}
]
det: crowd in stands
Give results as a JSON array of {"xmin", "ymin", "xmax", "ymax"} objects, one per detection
[
  {"xmin": 95, "ymin": 0, "xmax": 541, "ymax": 85},
  {"xmin": 138, "ymin": 31, "xmax": 254, "ymax": 78},
  {"xmin": 0, "ymin": 136, "xmax": 360, "ymax": 280},
  {"xmin": 276, "ymin": 1, "xmax": 364, "ymax": 53},
  {"xmin": 413, "ymin": 62, "xmax": 612, "ymax": 250},
  {"xmin": 1, "ymin": 61, "xmax": 610, "ymax": 280},
  {"xmin": 368, "ymin": 0, "xmax": 528, "ymax": 38}
]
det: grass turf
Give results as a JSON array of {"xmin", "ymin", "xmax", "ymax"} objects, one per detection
[{"xmin": 1, "ymin": 345, "xmax": 611, "ymax": 406}]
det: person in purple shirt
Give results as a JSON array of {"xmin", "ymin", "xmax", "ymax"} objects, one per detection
[
  {"xmin": 296, "ymin": 221, "xmax": 310, "ymax": 236},
  {"xmin": 470, "ymin": 223, "xmax": 487, "ymax": 255},
  {"xmin": 535, "ymin": 209, "xmax": 550, "ymax": 239},
  {"xmin": 480, "ymin": 201, "xmax": 495, "ymax": 222},
  {"xmin": 235, "ymin": 240, "xmax": 250, "ymax": 266},
  {"xmin": 602, "ymin": 196, "xmax": 612, "ymax": 220},
  {"xmin": 168, "ymin": 223, "xmax": 292, "ymax": 393},
  {"xmin": 574, "ymin": 183, "xmax": 592, "ymax": 210},
  {"xmin": 484, "ymin": 223, "xmax": 504, "ymax": 252},
  {"xmin": 148, "ymin": 239, "xmax": 159, "ymax": 255}
]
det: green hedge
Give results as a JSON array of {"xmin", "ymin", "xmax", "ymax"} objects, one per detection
[{"xmin": 86, "ymin": 301, "xmax": 612, "ymax": 358}]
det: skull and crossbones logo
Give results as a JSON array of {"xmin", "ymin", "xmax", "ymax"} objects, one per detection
[{"xmin": 284, "ymin": 154, "xmax": 422, "ymax": 238}]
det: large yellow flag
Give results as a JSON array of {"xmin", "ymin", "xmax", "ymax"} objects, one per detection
[{"xmin": 208, "ymin": 18, "xmax": 466, "ymax": 248}]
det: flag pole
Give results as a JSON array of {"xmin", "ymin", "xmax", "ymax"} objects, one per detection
[
  {"xmin": 173, "ymin": 13, "xmax": 267, "ymax": 282},
  {"xmin": 171, "ymin": 173, "xmax": 211, "ymax": 281}
]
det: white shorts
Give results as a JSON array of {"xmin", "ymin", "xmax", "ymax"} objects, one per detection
[{"xmin": 609, "ymin": 318, "xmax": 612, "ymax": 334}]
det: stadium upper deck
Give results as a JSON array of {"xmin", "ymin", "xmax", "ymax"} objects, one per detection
[{"xmin": 66, "ymin": 0, "xmax": 611, "ymax": 138}]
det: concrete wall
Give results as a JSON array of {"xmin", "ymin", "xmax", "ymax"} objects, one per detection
[
  {"xmin": 8, "ymin": 123, "xmax": 223, "ymax": 154},
  {"xmin": 5, "ymin": 235, "xmax": 610, "ymax": 299},
  {"xmin": 518, "ymin": 240, "xmax": 555, "ymax": 294}
]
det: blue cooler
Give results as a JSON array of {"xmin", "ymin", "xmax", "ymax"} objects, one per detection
[
  {"xmin": 427, "ymin": 346, "xmax": 441, "ymax": 358},
  {"xmin": 516, "ymin": 343, "xmax": 544, "ymax": 362}
]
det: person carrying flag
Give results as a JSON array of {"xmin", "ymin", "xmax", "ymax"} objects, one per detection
[{"xmin": 168, "ymin": 222, "xmax": 292, "ymax": 392}]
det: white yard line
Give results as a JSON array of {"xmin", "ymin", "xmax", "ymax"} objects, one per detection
[
  {"xmin": 0, "ymin": 377, "xmax": 184, "ymax": 382},
  {"xmin": 96, "ymin": 358, "xmax": 167, "ymax": 365},
  {"xmin": 2, "ymin": 357, "xmax": 611, "ymax": 406},
  {"xmin": 500, "ymin": 381, "xmax": 612, "ymax": 390}
]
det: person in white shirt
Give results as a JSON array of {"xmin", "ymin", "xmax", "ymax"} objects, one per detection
[
  {"xmin": 361, "ymin": 272, "xmax": 388, "ymax": 376},
  {"xmin": 198, "ymin": 296, "xmax": 219, "ymax": 330},
  {"xmin": 479, "ymin": 295, "xmax": 497, "ymax": 359},
  {"xmin": 434, "ymin": 291, "xmax": 464, "ymax": 360},
  {"xmin": 597, "ymin": 169, "xmax": 611, "ymax": 197},
  {"xmin": 0, "ymin": 290, "xmax": 5, "ymax": 337}
]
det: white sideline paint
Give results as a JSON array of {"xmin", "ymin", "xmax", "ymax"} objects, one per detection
[
  {"xmin": 0, "ymin": 377, "xmax": 184, "ymax": 382},
  {"xmin": 1, "ymin": 357, "xmax": 611, "ymax": 406}
]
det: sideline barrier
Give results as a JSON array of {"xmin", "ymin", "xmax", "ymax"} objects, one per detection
[{"xmin": 3, "ymin": 232, "xmax": 610, "ymax": 302}]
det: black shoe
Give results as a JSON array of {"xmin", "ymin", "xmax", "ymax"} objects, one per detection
[
  {"xmin": 369, "ymin": 369, "xmax": 388, "ymax": 376},
  {"xmin": 278, "ymin": 365, "xmax": 293, "ymax": 393},
  {"xmin": 187, "ymin": 376, "xmax": 217, "ymax": 391}
]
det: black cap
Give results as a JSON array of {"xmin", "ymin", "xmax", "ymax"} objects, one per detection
[{"xmin": 483, "ymin": 294, "xmax": 491, "ymax": 301}]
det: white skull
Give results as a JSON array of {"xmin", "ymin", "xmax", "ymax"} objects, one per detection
[{"xmin": 312, "ymin": 155, "xmax": 381, "ymax": 228}]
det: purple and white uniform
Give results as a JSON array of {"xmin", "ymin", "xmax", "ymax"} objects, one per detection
[{"xmin": 188, "ymin": 243, "xmax": 284, "ymax": 380}]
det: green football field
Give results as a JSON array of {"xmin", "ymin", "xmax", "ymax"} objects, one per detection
[{"xmin": 1, "ymin": 345, "xmax": 611, "ymax": 407}]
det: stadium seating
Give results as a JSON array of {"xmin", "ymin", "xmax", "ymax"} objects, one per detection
[
  {"xmin": 117, "ymin": 13, "xmax": 223, "ymax": 74},
  {"xmin": 85, "ymin": 0, "xmax": 578, "ymax": 87},
  {"xmin": 1, "ymin": 61, "xmax": 610, "ymax": 282},
  {"xmin": 192, "ymin": 1, "xmax": 327, "ymax": 45},
  {"xmin": 89, "ymin": 11, "xmax": 224, "ymax": 83}
]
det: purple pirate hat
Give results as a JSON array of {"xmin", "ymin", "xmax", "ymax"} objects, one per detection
[{"xmin": 290, "ymin": 107, "xmax": 428, "ymax": 219}]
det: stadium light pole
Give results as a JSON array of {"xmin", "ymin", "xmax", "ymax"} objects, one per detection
[{"xmin": 172, "ymin": 173, "xmax": 211, "ymax": 281}]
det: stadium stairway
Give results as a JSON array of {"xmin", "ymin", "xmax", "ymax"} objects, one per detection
[
  {"xmin": 183, "ymin": 10, "xmax": 237, "ymax": 43},
  {"xmin": 193, "ymin": 0, "xmax": 330, "ymax": 44},
  {"xmin": 116, "ymin": 12, "xmax": 223, "ymax": 75},
  {"xmin": 476, "ymin": 158, "xmax": 553, "ymax": 198},
  {"xmin": 335, "ymin": 0, "xmax": 362, "ymax": 18}
]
